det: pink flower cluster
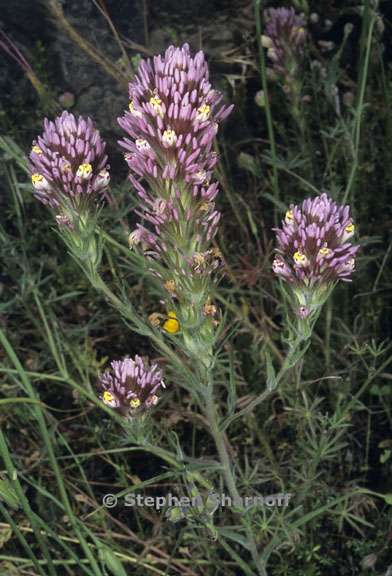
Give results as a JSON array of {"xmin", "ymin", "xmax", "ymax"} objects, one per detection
[
  {"xmin": 99, "ymin": 355, "xmax": 165, "ymax": 417},
  {"xmin": 118, "ymin": 43, "xmax": 233, "ymax": 261},
  {"xmin": 29, "ymin": 111, "xmax": 110, "ymax": 226},
  {"xmin": 273, "ymin": 193, "xmax": 359, "ymax": 287},
  {"xmin": 263, "ymin": 7, "xmax": 306, "ymax": 78}
]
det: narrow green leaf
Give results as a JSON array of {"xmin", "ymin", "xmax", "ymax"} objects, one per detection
[
  {"xmin": 98, "ymin": 547, "xmax": 128, "ymax": 576},
  {"xmin": 0, "ymin": 478, "xmax": 19, "ymax": 511}
]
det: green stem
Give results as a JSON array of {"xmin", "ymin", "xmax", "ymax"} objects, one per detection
[
  {"xmin": 204, "ymin": 390, "xmax": 240, "ymax": 500},
  {"xmin": 254, "ymin": 0, "xmax": 280, "ymax": 223},
  {"xmin": 204, "ymin": 385, "xmax": 267, "ymax": 576},
  {"xmin": 145, "ymin": 444, "xmax": 213, "ymax": 491}
]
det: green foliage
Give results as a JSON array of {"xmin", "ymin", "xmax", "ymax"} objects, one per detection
[{"xmin": 1, "ymin": 0, "xmax": 392, "ymax": 575}]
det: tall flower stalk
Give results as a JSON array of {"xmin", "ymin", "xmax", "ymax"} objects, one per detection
[
  {"xmin": 262, "ymin": 7, "xmax": 306, "ymax": 89},
  {"xmin": 28, "ymin": 46, "xmax": 270, "ymax": 575},
  {"xmin": 262, "ymin": 7, "xmax": 307, "ymax": 142},
  {"xmin": 118, "ymin": 43, "xmax": 233, "ymax": 367},
  {"xmin": 118, "ymin": 44, "xmax": 266, "ymax": 574}
]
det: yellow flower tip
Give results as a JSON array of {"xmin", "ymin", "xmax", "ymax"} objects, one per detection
[
  {"xmin": 150, "ymin": 95, "xmax": 162, "ymax": 106},
  {"xmin": 76, "ymin": 163, "xmax": 93, "ymax": 179},
  {"xmin": 129, "ymin": 397, "xmax": 141, "ymax": 409},
  {"xmin": 162, "ymin": 129, "xmax": 177, "ymax": 146},
  {"xmin": 293, "ymin": 250, "xmax": 308, "ymax": 265},
  {"xmin": 163, "ymin": 311, "xmax": 180, "ymax": 334},
  {"xmin": 31, "ymin": 173, "xmax": 44, "ymax": 185},
  {"xmin": 163, "ymin": 319, "xmax": 180, "ymax": 334},
  {"xmin": 196, "ymin": 104, "xmax": 211, "ymax": 122},
  {"xmin": 345, "ymin": 223, "xmax": 355, "ymax": 234},
  {"xmin": 129, "ymin": 101, "xmax": 142, "ymax": 117},
  {"xmin": 32, "ymin": 145, "xmax": 42, "ymax": 155},
  {"xmin": 102, "ymin": 391, "xmax": 116, "ymax": 406},
  {"xmin": 319, "ymin": 245, "xmax": 330, "ymax": 256},
  {"xmin": 149, "ymin": 95, "xmax": 163, "ymax": 115},
  {"xmin": 285, "ymin": 210, "xmax": 294, "ymax": 222}
]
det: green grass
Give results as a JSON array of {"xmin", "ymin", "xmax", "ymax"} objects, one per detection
[{"xmin": 1, "ymin": 0, "xmax": 392, "ymax": 574}]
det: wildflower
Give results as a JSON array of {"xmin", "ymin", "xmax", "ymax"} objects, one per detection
[
  {"xmin": 273, "ymin": 193, "xmax": 359, "ymax": 317},
  {"xmin": 163, "ymin": 311, "xmax": 180, "ymax": 334},
  {"xmin": 263, "ymin": 8, "xmax": 306, "ymax": 80},
  {"xmin": 118, "ymin": 44, "xmax": 232, "ymax": 351},
  {"xmin": 118, "ymin": 43, "xmax": 233, "ymax": 261},
  {"xmin": 99, "ymin": 355, "xmax": 165, "ymax": 417},
  {"xmin": 29, "ymin": 111, "xmax": 110, "ymax": 221}
]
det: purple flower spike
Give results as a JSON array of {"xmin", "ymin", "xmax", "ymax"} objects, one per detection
[
  {"xmin": 273, "ymin": 194, "xmax": 359, "ymax": 318},
  {"xmin": 262, "ymin": 8, "xmax": 306, "ymax": 78},
  {"xmin": 273, "ymin": 193, "xmax": 359, "ymax": 288},
  {"xmin": 99, "ymin": 355, "xmax": 165, "ymax": 417},
  {"xmin": 29, "ymin": 111, "xmax": 110, "ymax": 218},
  {"xmin": 118, "ymin": 43, "xmax": 233, "ymax": 264}
]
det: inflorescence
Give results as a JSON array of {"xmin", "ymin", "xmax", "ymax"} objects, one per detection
[
  {"xmin": 272, "ymin": 193, "xmax": 359, "ymax": 318},
  {"xmin": 28, "ymin": 43, "xmax": 361, "ymax": 414},
  {"xmin": 29, "ymin": 111, "xmax": 110, "ymax": 228},
  {"xmin": 99, "ymin": 355, "xmax": 165, "ymax": 418},
  {"xmin": 262, "ymin": 7, "xmax": 306, "ymax": 85},
  {"xmin": 118, "ymin": 43, "xmax": 232, "ymax": 282}
]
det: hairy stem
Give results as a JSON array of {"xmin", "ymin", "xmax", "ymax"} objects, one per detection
[{"xmin": 204, "ymin": 379, "xmax": 267, "ymax": 576}]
